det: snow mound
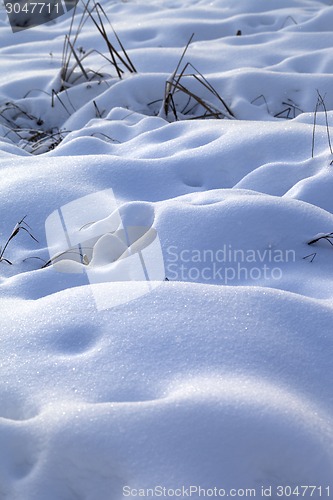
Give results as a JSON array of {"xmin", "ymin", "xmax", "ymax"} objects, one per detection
[{"xmin": 1, "ymin": 0, "xmax": 333, "ymax": 496}]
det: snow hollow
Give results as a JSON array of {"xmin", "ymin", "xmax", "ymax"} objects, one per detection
[{"xmin": 0, "ymin": 0, "xmax": 333, "ymax": 498}]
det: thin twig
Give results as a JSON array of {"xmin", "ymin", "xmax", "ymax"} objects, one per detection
[
  {"xmin": 0, "ymin": 216, "xmax": 38, "ymax": 264},
  {"xmin": 308, "ymin": 232, "xmax": 333, "ymax": 245},
  {"xmin": 317, "ymin": 90, "xmax": 333, "ymax": 155}
]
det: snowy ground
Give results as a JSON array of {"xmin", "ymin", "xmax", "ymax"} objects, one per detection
[{"xmin": 1, "ymin": 0, "xmax": 333, "ymax": 498}]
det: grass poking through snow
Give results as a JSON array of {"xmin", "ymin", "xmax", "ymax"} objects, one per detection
[
  {"xmin": 60, "ymin": 0, "xmax": 136, "ymax": 90},
  {"xmin": 158, "ymin": 34, "xmax": 235, "ymax": 121},
  {"xmin": 0, "ymin": 216, "xmax": 38, "ymax": 265}
]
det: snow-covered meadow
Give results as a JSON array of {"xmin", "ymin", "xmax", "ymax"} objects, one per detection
[{"xmin": 1, "ymin": 0, "xmax": 333, "ymax": 498}]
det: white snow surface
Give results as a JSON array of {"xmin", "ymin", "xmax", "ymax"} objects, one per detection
[{"xmin": 1, "ymin": 0, "xmax": 333, "ymax": 498}]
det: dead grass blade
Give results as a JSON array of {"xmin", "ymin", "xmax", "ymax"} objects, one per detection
[
  {"xmin": 41, "ymin": 246, "xmax": 92, "ymax": 268},
  {"xmin": 61, "ymin": 0, "xmax": 136, "ymax": 88},
  {"xmin": 308, "ymin": 232, "xmax": 333, "ymax": 246},
  {"xmin": 0, "ymin": 216, "xmax": 38, "ymax": 265},
  {"xmin": 312, "ymin": 90, "xmax": 333, "ymax": 158},
  {"xmin": 161, "ymin": 35, "xmax": 234, "ymax": 121}
]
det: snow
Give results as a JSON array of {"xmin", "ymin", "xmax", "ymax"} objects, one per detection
[{"xmin": 1, "ymin": 0, "xmax": 333, "ymax": 497}]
